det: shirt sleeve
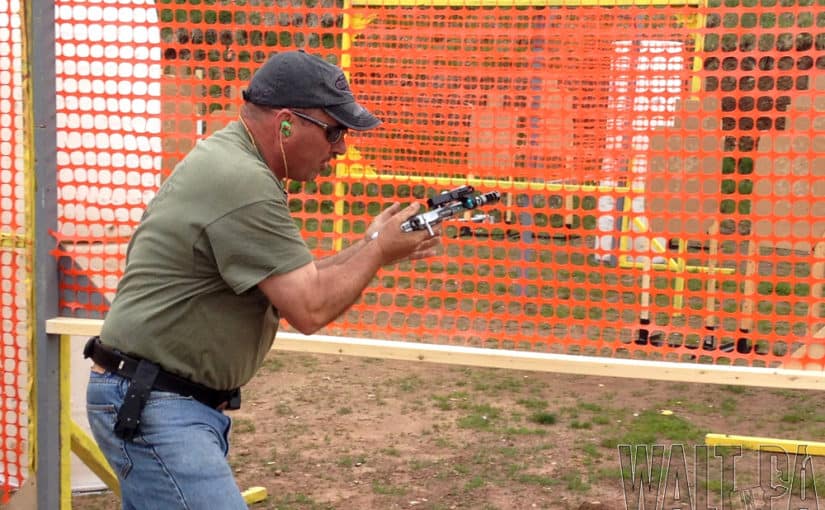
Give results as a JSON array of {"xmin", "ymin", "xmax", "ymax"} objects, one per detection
[{"xmin": 204, "ymin": 199, "xmax": 314, "ymax": 294}]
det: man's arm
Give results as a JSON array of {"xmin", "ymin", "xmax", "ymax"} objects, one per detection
[
  {"xmin": 258, "ymin": 202, "xmax": 441, "ymax": 335},
  {"xmin": 314, "ymin": 237, "xmax": 369, "ymax": 269}
]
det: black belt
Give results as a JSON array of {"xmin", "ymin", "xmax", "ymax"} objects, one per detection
[{"xmin": 84, "ymin": 336, "xmax": 240, "ymax": 439}]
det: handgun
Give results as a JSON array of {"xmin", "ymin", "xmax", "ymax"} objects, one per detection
[{"xmin": 400, "ymin": 185, "xmax": 501, "ymax": 236}]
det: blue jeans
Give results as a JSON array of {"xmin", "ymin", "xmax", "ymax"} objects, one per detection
[{"xmin": 86, "ymin": 370, "xmax": 248, "ymax": 510}]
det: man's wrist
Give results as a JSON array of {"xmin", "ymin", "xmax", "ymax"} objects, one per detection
[{"xmin": 364, "ymin": 230, "xmax": 379, "ymax": 242}]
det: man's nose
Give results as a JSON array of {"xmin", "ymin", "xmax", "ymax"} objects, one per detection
[{"xmin": 331, "ymin": 138, "xmax": 347, "ymax": 157}]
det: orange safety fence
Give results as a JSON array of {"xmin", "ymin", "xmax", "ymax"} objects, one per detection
[
  {"xmin": 49, "ymin": 0, "xmax": 824, "ymax": 363},
  {"xmin": 1, "ymin": 0, "xmax": 28, "ymax": 502},
  {"xmin": 3, "ymin": 0, "xmax": 825, "ymax": 500}
]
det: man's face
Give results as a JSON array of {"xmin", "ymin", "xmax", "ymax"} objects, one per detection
[{"xmin": 280, "ymin": 108, "xmax": 348, "ymax": 182}]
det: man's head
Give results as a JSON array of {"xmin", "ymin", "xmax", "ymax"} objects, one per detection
[{"xmin": 242, "ymin": 50, "xmax": 380, "ymax": 131}]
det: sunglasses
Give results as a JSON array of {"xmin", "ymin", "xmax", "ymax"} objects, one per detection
[{"xmin": 290, "ymin": 110, "xmax": 347, "ymax": 144}]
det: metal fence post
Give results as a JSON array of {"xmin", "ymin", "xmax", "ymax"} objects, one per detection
[{"xmin": 26, "ymin": 0, "xmax": 60, "ymax": 508}]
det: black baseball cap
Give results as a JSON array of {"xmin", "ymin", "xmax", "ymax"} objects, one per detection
[{"xmin": 242, "ymin": 50, "xmax": 381, "ymax": 131}]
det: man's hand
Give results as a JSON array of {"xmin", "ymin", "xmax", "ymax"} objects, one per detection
[
  {"xmin": 364, "ymin": 202, "xmax": 402, "ymax": 240},
  {"xmin": 370, "ymin": 203, "xmax": 442, "ymax": 265}
]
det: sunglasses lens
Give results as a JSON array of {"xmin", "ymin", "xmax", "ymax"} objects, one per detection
[{"xmin": 327, "ymin": 127, "xmax": 346, "ymax": 144}]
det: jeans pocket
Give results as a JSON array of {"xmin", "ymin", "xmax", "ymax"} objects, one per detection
[
  {"xmin": 88, "ymin": 405, "xmax": 135, "ymax": 479},
  {"xmin": 220, "ymin": 415, "xmax": 232, "ymax": 457},
  {"xmin": 87, "ymin": 375, "xmax": 134, "ymax": 480}
]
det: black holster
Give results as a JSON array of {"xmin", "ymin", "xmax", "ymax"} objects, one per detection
[{"xmin": 113, "ymin": 360, "xmax": 160, "ymax": 441}]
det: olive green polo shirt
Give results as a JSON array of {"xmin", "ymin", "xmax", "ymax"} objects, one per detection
[{"xmin": 100, "ymin": 121, "xmax": 313, "ymax": 390}]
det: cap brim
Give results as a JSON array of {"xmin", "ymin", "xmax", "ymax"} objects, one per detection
[{"xmin": 325, "ymin": 102, "xmax": 381, "ymax": 131}]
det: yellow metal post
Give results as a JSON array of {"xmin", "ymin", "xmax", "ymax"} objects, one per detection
[
  {"xmin": 333, "ymin": 0, "xmax": 358, "ymax": 252},
  {"xmin": 706, "ymin": 434, "xmax": 825, "ymax": 457},
  {"xmin": 60, "ymin": 336, "xmax": 72, "ymax": 509}
]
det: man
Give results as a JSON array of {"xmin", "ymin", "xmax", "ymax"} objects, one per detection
[{"xmin": 85, "ymin": 49, "xmax": 441, "ymax": 509}]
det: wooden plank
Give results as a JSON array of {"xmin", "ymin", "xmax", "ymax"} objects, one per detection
[
  {"xmin": 352, "ymin": 0, "xmax": 701, "ymax": 6},
  {"xmin": 47, "ymin": 317, "xmax": 825, "ymax": 390},
  {"xmin": 46, "ymin": 317, "xmax": 103, "ymax": 337}
]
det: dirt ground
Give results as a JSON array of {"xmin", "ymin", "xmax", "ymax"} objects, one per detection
[{"xmin": 72, "ymin": 349, "xmax": 825, "ymax": 510}]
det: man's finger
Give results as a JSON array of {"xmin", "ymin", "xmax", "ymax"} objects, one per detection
[
  {"xmin": 377, "ymin": 202, "xmax": 401, "ymax": 220},
  {"xmin": 396, "ymin": 202, "xmax": 423, "ymax": 221}
]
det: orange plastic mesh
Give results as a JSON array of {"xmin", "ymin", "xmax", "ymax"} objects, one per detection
[
  {"xmin": 43, "ymin": 0, "xmax": 824, "ymax": 375},
  {"xmin": 2, "ymin": 1, "xmax": 821, "ymax": 500},
  {"xmin": 1, "ymin": 0, "xmax": 27, "ymax": 499}
]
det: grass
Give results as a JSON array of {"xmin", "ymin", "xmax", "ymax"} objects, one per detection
[
  {"xmin": 233, "ymin": 417, "xmax": 256, "ymax": 434},
  {"xmin": 371, "ymin": 480, "xmax": 406, "ymax": 496},
  {"xmin": 395, "ymin": 375, "xmax": 425, "ymax": 392},
  {"xmin": 601, "ymin": 410, "xmax": 705, "ymax": 449},
  {"xmin": 267, "ymin": 494, "xmax": 332, "ymax": 510},
  {"xmin": 432, "ymin": 391, "xmax": 470, "ymax": 411},
  {"xmin": 530, "ymin": 411, "xmax": 557, "ymax": 425},
  {"xmin": 337, "ymin": 454, "xmax": 367, "ymax": 468},
  {"xmin": 457, "ymin": 403, "xmax": 502, "ymax": 430},
  {"xmin": 517, "ymin": 398, "xmax": 549, "ymax": 410},
  {"xmin": 72, "ymin": 349, "xmax": 825, "ymax": 510}
]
